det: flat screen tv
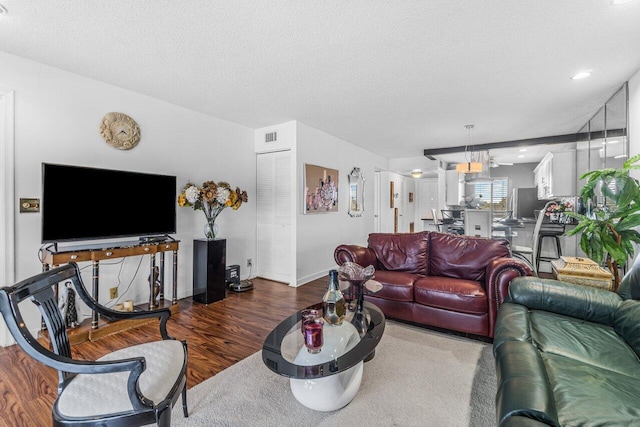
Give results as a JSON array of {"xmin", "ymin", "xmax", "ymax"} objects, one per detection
[{"xmin": 42, "ymin": 163, "xmax": 177, "ymax": 243}]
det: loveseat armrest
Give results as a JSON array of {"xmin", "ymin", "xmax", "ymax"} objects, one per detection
[
  {"xmin": 507, "ymin": 276, "xmax": 622, "ymax": 326},
  {"xmin": 334, "ymin": 244, "xmax": 379, "ymax": 269},
  {"xmin": 485, "ymin": 257, "xmax": 532, "ymax": 338},
  {"xmin": 500, "ymin": 415, "xmax": 554, "ymax": 427},
  {"xmin": 495, "ymin": 340, "xmax": 560, "ymax": 427}
]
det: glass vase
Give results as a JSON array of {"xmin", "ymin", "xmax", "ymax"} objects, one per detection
[{"xmin": 204, "ymin": 219, "xmax": 219, "ymax": 239}]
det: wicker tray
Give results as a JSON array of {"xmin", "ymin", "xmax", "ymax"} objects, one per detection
[{"xmin": 551, "ymin": 256, "xmax": 613, "ymax": 290}]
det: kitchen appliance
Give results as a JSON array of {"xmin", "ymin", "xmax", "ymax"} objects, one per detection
[{"xmin": 510, "ymin": 187, "xmax": 547, "ymax": 220}]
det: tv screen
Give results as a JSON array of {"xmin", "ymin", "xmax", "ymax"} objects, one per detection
[{"xmin": 42, "ymin": 163, "xmax": 177, "ymax": 243}]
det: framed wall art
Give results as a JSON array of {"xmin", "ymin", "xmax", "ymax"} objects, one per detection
[
  {"xmin": 304, "ymin": 163, "xmax": 339, "ymax": 214},
  {"xmin": 348, "ymin": 167, "xmax": 364, "ymax": 217}
]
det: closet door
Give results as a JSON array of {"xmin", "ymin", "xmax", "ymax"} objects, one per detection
[{"xmin": 257, "ymin": 151, "xmax": 292, "ymax": 284}]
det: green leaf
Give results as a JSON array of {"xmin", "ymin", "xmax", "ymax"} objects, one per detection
[
  {"xmin": 581, "ymin": 232, "xmax": 604, "ymax": 264},
  {"xmin": 623, "ymin": 153, "xmax": 640, "ymax": 169},
  {"xmin": 617, "ymin": 213, "xmax": 640, "ymax": 231}
]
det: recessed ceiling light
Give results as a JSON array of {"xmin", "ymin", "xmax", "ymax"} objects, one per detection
[
  {"xmin": 517, "ymin": 154, "xmax": 525, "ymax": 158},
  {"xmin": 611, "ymin": 0, "xmax": 635, "ymax": 5},
  {"xmin": 518, "ymin": 148, "xmax": 527, "ymax": 152},
  {"xmin": 607, "ymin": 140, "xmax": 620, "ymax": 144},
  {"xmin": 571, "ymin": 71, "xmax": 592, "ymax": 80}
]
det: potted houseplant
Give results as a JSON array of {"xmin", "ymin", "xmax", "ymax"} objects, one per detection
[{"xmin": 566, "ymin": 154, "xmax": 640, "ymax": 291}]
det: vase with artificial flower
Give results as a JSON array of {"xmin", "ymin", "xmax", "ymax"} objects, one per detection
[
  {"xmin": 177, "ymin": 180, "xmax": 248, "ymax": 239},
  {"xmin": 545, "ymin": 199, "xmax": 573, "ymax": 223}
]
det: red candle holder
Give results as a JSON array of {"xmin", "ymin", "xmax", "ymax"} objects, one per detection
[
  {"xmin": 300, "ymin": 308, "xmax": 321, "ymax": 335},
  {"xmin": 303, "ymin": 317, "xmax": 324, "ymax": 354}
]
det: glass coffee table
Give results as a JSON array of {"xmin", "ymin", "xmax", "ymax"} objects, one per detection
[{"xmin": 262, "ymin": 301, "xmax": 385, "ymax": 411}]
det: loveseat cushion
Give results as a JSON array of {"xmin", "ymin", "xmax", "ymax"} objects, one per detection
[
  {"xmin": 414, "ymin": 276, "xmax": 487, "ymax": 315},
  {"xmin": 529, "ymin": 311, "xmax": 640, "ymax": 378},
  {"xmin": 368, "ymin": 270, "xmax": 418, "ymax": 302},
  {"xmin": 543, "ymin": 352, "xmax": 640, "ymax": 426},
  {"xmin": 429, "ymin": 232, "xmax": 509, "ymax": 282},
  {"xmin": 495, "ymin": 300, "xmax": 640, "ymax": 378},
  {"xmin": 368, "ymin": 232, "xmax": 428, "ymax": 274}
]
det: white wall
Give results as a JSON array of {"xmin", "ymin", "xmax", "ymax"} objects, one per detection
[
  {"xmin": 630, "ymin": 70, "xmax": 640, "ymax": 181},
  {"xmin": 492, "ymin": 163, "xmax": 536, "ymax": 189},
  {"xmin": 1, "ymin": 52, "xmax": 256, "ymax": 333},
  {"xmin": 295, "ymin": 122, "xmax": 387, "ymax": 285}
]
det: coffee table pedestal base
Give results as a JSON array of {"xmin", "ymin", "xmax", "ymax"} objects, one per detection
[{"xmin": 289, "ymin": 361, "xmax": 363, "ymax": 411}]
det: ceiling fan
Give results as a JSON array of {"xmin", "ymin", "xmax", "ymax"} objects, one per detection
[{"xmin": 490, "ymin": 158, "xmax": 514, "ymax": 168}]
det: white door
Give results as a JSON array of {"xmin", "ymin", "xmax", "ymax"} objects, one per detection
[
  {"xmin": 417, "ymin": 178, "xmax": 438, "ymax": 231},
  {"xmin": 256, "ymin": 150, "xmax": 292, "ymax": 284}
]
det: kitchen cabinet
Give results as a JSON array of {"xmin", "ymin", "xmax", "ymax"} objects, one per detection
[
  {"xmin": 534, "ymin": 151, "xmax": 576, "ymax": 199},
  {"xmin": 445, "ymin": 170, "xmax": 465, "ymax": 205}
]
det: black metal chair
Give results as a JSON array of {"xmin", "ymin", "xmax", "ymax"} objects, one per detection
[
  {"xmin": 510, "ymin": 201, "xmax": 557, "ymax": 276},
  {"xmin": 0, "ymin": 262, "xmax": 188, "ymax": 426},
  {"xmin": 536, "ymin": 217, "xmax": 566, "ymax": 272}
]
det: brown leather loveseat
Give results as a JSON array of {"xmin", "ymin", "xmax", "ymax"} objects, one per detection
[{"xmin": 334, "ymin": 231, "xmax": 532, "ymax": 338}]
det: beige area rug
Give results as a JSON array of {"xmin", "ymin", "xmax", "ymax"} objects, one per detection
[{"xmin": 169, "ymin": 321, "xmax": 496, "ymax": 427}]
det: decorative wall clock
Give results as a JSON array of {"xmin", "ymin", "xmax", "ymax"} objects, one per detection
[{"xmin": 99, "ymin": 112, "xmax": 141, "ymax": 150}]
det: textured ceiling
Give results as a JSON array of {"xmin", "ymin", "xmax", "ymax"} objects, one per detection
[{"xmin": 1, "ymin": 1, "xmax": 640, "ymax": 163}]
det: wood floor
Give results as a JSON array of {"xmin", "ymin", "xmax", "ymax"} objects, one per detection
[{"xmin": 0, "ymin": 276, "xmax": 329, "ymax": 427}]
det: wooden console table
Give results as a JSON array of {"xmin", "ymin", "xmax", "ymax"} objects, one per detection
[{"xmin": 41, "ymin": 239, "xmax": 180, "ymax": 337}]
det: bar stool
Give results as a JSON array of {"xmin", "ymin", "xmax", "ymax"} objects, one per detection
[{"xmin": 536, "ymin": 221, "xmax": 565, "ymax": 272}]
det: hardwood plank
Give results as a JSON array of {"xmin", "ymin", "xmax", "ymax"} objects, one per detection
[{"xmin": 0, "ymin": 276, "xmax": 328, "ymax": 422}]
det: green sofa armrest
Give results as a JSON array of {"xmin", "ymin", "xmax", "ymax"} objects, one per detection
[
  {"xmin": 500, "ymin": 415, "xmax": 555, "ymax": 427},
  {"xmin": 495, "ymin": 340, "xmax": 560, "ymax": 427},
  {"xmin": 506, "ymin": 276, "xmax": 622, "ymax": 326}
]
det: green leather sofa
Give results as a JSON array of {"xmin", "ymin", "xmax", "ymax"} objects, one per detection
[{"xmin": 493, "ymin": 256, "xmax": 640, "ymax": 426}]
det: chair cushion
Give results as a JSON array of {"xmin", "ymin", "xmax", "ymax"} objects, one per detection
[
  {"xmin": 57, "ymin": 339, "xmax": 185, "ymax": 417},
  {"xmin": 510, "ymin": 245, "xmax": 533, "ymax": 254}
]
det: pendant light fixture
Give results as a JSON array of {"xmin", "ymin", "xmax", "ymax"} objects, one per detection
[{"xmin": 456, "ymin": 124, "xmax": 483, "ymax": 174}]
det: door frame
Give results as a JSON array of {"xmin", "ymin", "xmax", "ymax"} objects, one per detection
[{"xmin": 0, "ymin": 88, "xmax": 15, "ymax": 347}]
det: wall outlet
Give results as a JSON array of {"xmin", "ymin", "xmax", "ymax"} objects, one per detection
[
  {"xmin": 109, "ymin": 287, "xmax": 118, "ymax": 299},
  {"xmin": 247, "ymin": 258, "xmax": 252, "ymax": 267}
]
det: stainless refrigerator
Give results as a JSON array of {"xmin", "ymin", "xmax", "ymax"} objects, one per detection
[{"xmin": 511, "ymin": 187, "xmax": 547, "ymax": 220}]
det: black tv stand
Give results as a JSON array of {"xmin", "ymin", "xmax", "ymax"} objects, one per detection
[{"xmin": 42, "ymin": 239, "xmax": 180, "ymax": 332}]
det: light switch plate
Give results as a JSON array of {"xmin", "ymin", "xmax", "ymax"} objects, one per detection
[{"xmin": 20, "ymin": 198, "xmax": 40, "ymax": 213}]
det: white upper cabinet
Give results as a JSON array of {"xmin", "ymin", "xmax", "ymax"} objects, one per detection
[{"xmin": 534, "ymin": 151, "xmax": 576, "ymax": 199}]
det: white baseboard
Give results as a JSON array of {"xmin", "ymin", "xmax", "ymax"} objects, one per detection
[{"xmin": 296, "ymin": 267, "xmax": 333, "ymax": 287}]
